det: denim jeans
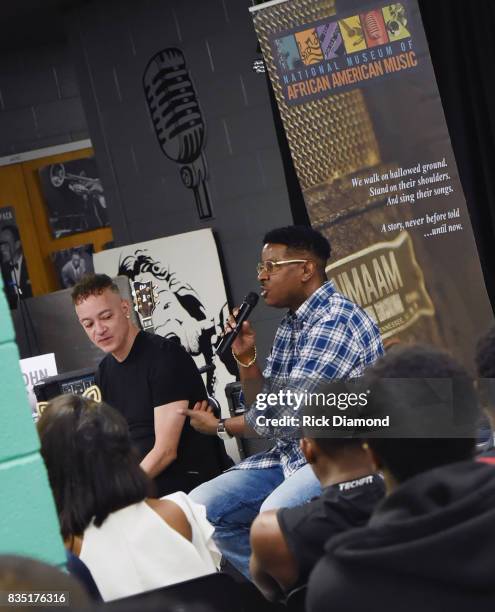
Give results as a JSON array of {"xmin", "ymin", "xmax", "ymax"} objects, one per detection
[{"xmin": 189, "ymin": 463, "xmax": 321, "ymax": 578}]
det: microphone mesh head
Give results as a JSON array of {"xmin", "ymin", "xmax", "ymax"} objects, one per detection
[
  {"xmin": 143, "ymin": 48, "xmax": 205, "ymax": 164},
  {"xmin": 245, "ymin": 292, "xmax": 259, "ymax": 306}
]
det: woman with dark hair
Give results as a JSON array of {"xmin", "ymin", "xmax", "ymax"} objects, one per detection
[{"xmin": 38, "ymin": 395, "xmax": 220, "ymax": 602}]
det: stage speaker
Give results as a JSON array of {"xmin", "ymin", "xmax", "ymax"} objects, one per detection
[{"xmin": 33, "ymin": 367, "xmax": 96, "ymax": 403}]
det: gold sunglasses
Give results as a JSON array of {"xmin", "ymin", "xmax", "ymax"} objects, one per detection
[{"xmin": 256, "ymin": 259, "xmax": 308, "ymax": 275}]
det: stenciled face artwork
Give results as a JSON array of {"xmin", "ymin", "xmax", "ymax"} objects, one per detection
[
  {"xmin": 75, "ymin": 288, "xmax": 132, "ymax": 358},
  {"xmin": 118, "ymin": 249, "xmax": 231, "ymax": 393},
  {"xmin": 119, "ymin": 250, "xmax": 215, "ymax": 353}
]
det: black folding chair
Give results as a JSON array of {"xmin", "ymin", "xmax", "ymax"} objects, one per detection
[{"xmin": 103, "ymin": 572, "xmax": 239, "ymax": 612}]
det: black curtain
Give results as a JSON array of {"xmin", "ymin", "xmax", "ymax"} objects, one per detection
[
  {"xmin": 419, "ymin": 0, "xmax": 495, "ymax": 311},
  {"xmin": 268, "ymin": 0, "xmax": 495, "ymax": 311}
]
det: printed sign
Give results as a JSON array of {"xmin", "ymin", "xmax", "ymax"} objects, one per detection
[{"xmin": 19, "ymin": 353, "xmax": 57, "ymax": 417}]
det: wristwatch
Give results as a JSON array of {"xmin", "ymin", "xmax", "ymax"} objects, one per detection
[{"xmin": 217, "ymin": 418, "xmax": 233, "ymax": 440}]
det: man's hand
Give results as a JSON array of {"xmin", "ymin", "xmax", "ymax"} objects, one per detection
[
  {"xmin": 178, "ymin": 400, "xmax": 219, "ymax": 436},
  {"xmin": 226, "ymin": 307, "xmax": 256, "ymax": 363}
]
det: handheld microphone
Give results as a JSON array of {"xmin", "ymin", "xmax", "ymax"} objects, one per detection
[
  {"xmin": 143, "ymin": 47, "xmax": 212, "ymax": 219},
  {"xmin": 215, "ymin": 292, "xmax": 259, "ymax": 359}
]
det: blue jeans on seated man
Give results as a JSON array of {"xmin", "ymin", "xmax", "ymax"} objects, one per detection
[{"xmin": 189, "ymin": 463, "xmax": 321, "ymax": 579}]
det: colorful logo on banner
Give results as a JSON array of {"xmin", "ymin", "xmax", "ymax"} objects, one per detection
[{"xmin": 272, "ymin": 2, "xmax": 416, "ymax": 105}]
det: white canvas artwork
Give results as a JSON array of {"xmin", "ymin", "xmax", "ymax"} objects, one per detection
[{"xmin": 94, "ymin": 229, "xmax": 239, "ymax": 458}]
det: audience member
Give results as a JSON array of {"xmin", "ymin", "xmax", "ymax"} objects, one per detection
[
  {"xmin": 249, "ymin": 384, "xmax": 384, "ymax": 601},
  {"xmin": 475, "ymin": 323, "xmax": 495, "ymax": 379},
  {"xmin": 38, "ymin": 395, "xmax": 220, "ymax": 602},
  {"xmin": 65, "ymin": 550, "xmax": 102, "ymax": 601},
  {"xmin": 475, "ymin": 323, "xmax": 495, "ymax": 459},
  {"xmin": 0, "ymin": 554, "xmax": 89, "ymax": 611},
  {"xmin": 307, "ymin": 345, "xmax": 495, "ymax": 612}
]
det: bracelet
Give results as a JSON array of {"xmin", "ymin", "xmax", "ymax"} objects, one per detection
[{"xmin": 232, "ymin": 346, "xmax": 257, "ymax": 368}]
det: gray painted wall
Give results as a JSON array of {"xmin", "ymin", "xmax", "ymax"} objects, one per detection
[
  {"xmin": 67, "ymin": 0, "xmax": 294, "ymax": 362},
  {"xmin": 0, "ymin": 44, "xmax": 88, "ymax": 156}
]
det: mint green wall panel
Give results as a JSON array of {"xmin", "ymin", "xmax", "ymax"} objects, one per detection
[
  {"xmin": 0, "ymin": 455, "xmax": 65, "ymax": 565},
  {"xmin": 0, "ymin": 342, "xmax": 39, "ymax": 461},
  {"xmin": 0, "ymin": 279, "xmax": 65, "ymax": 567}
]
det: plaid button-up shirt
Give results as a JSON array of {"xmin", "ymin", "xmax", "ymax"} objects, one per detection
[{"xmin": 234, "ymin": 281, "xmax": 384, "ymax": 477}]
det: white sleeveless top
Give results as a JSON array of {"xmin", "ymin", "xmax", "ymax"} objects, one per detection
[{"xmin": 79, "ymin": 492, "xmax": 221, "ymax": 601}]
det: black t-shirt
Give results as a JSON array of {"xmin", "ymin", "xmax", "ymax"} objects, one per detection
[
  {"xmin": 277, "ymin": 473, "xmax": 385, "ymax": 587},
  {"xmin": 96, "ymin": 331, "xmax": 229, "ymax": 494}
]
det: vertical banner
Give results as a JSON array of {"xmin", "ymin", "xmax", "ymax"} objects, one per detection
[{"xmin": 251, "ymin": 0, "xmax": 493, "ymax": 365}]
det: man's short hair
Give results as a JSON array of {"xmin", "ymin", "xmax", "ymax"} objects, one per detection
[
  {"xmin": 308, "ymin": 436, "xmax": 362, "ymax": 456},
  {"xmin": 71, "ymin": 273, "xmax": 119, "ymax": 304},
  {"xmin": 263, "ymin": 225, "xmax": 331, "ymax": 264},
  {"xmin": 475, "ymin": 324, "xmax": 495, "ymax": 378},
  {"xmin": 364, "ymin": 344, "xmax": 477, "ymax": 483},
  {"xmin": 302, "ymin": 380, "xmax": 363, "ymax": 455}
]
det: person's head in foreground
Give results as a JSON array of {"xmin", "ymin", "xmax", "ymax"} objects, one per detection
[
  {"xmin": 299, "ymin": 382, "xmax": 380, "ymax": 485},
  {"xmin": 72, "ymin": 273, "xmax": 137, "ymax": 361},
  {"xmin": 38, "ymin": 394, "xmax": 151, "ymax": 543},
  {"xmin": 258, "ymin": 225, "xmax": 331, "ymax": 310},
  {"xmin": 363, "ymin": 343, "xmax": 478, "ymax": 489},
  {"xmin": 0, "ymin": 554, "xmax": 89, "ymax": 611},
  {"xmin": 307, "ymin": 344, "xmax": 495, "ymax": 612}
]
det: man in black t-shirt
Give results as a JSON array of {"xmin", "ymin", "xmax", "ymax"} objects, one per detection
[
  {"xmin": 72, "ymin": 274, "xmax": 227, "ymax": 496},
  {"xmin": 249, "ymin": 399, "xmax": 384, "ymax": 601}
]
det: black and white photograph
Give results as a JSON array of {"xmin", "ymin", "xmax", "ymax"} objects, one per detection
[
  {"xmin": 0, "ymin": 205, "xmax": 32, "ymax": 309},
  {"xmin": 38, "ymin": 157, "xmax": 109, "ymax": 238},
  {"xmin": 52, "ymin": 244, "xmax": 95, "ymax": 288}
]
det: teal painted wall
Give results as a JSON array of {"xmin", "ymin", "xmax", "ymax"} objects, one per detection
[{"xmin": 0, "ymin": 277, "xmax": 66, "ymax": 567}]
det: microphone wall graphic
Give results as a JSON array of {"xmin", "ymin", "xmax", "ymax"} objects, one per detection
[
  {"xmin": 364, "ymin": 13, "xmax": 380, "ymax": 39},
  {"xmin": 143, "ymin": 48, "xmax": 213, "ymax": 219}
]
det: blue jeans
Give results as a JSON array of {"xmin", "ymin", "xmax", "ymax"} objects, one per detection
[{"xmin": 189, "ymin": 463, "xmax": 321, "ymax": 578}]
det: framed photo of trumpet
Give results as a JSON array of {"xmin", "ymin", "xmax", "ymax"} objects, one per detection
[{"xmin": 38, "ymin": 156, "xmax": 109, "ymax": 238}]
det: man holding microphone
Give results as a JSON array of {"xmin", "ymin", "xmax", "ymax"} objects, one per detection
[{"xmin": 181, "ymin": 225, "xmax": 383, "ymax": 578}]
